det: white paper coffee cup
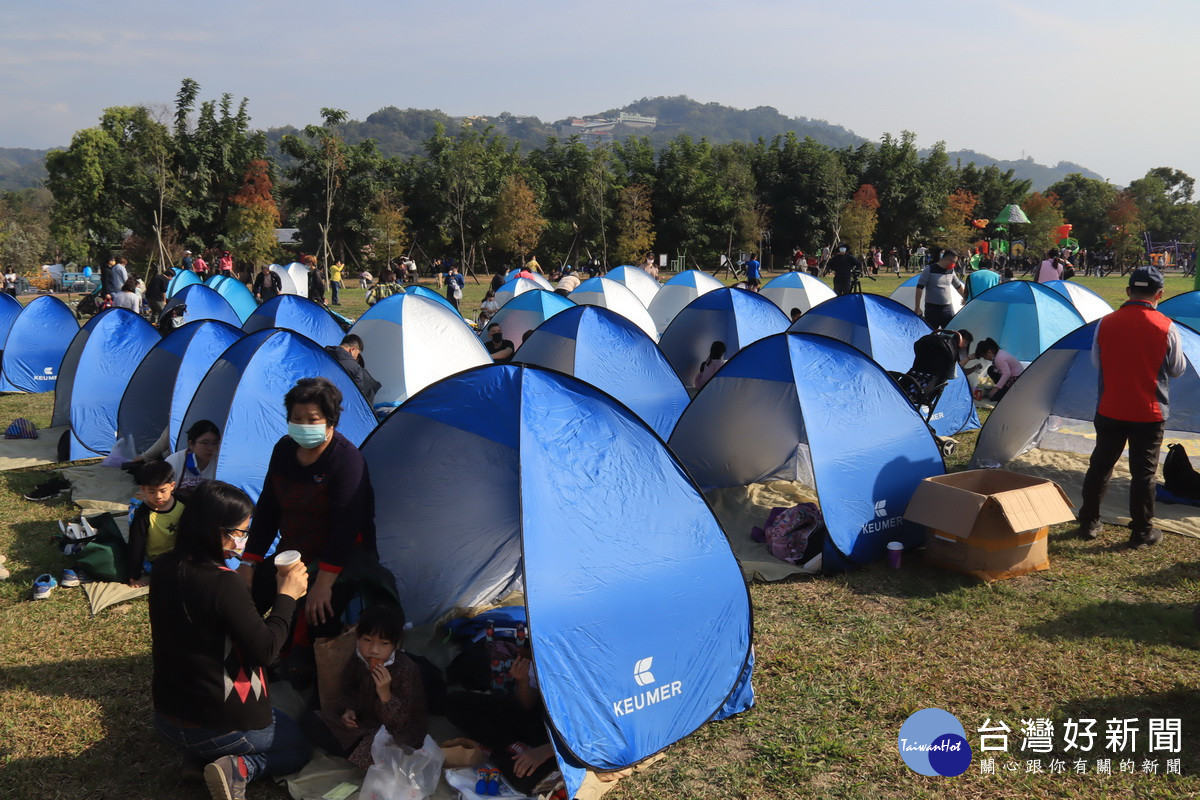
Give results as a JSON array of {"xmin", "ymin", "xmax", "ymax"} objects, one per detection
[{"xmin": 274, "ymin": 550, "xmax": 302, "ymax": 567}]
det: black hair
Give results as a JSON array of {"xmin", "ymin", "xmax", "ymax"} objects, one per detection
[
  {"xmin": 186, "ymin": 419, "xmax": 220, "ymax": 444},
  {"xmin": 956, "ymin": 330, "xmax": 974, "ymax": 349},
  {"xmin": 136, "ymin": 459, "xmax": 175, "ymax": 487},
  {"xmin": 487, "ymin": 322, "xmax": 501, "ymax": 331},
  {"xmin": 356, "ymin": 603, "xmax": 406, "ymax": 643},
  {"xmin": 173, "ymin": 480, "xmax": 254, "ymax": 563},
  {"xmin": 121, "ymin": 277, "xmax": 138, "ymax": 293},
  {"xmin": 974, "ymin": 337, "xmax": 1000, "ymax": 359},
  {"xmin": 789, "ymin": 307, "xmax": 802, "ymax": 319},
  {"xmin": 284, "ymin": 376, "xmax": 342, "ymax": 428},
  {"xmin": 341, "ymin": 333, "xmax": 365, "ymax": 352},
  {"xmin": 708, "ymin": 340, "xmax": 727, "ymax": 360}
]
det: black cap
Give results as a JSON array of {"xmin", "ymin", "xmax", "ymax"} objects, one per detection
[{"xmin": 1129, "ymin": 266, "xmax": 1164, "ymax": 291}]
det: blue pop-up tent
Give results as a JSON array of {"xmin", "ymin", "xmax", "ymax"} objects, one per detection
[
  {"xmin": 788, "ymin": 294, "xmax": 980, "ymax": 436},
  {"xmin": 360, "ymin": 364, "xmax": 753, "ymax": 796},
  {"xmin": 52, "ymin": 308, "xmax": 160, "ymax": 458},
  {"xmin": 1042, "ymin": 280, "xmax": 1113, "ymax": 323},
  {"xmin": 0, "ymin": 293, "xmax": 23, "ymax": 347},
  {"xmin": 204, "ymin": 274, "xmax": 258, "ymax": 322},
  {"xmin": 760, "ymin": 271, "xmax": 836, "ymax": 316},
  {"xmin": 605, "ymin": 265, "xmax": 661, "ymax": 308},
  {"xmin": 116, "ymin": 320, "xmax": 245, "ymax": 454},
  {"xmin": 569, "ymin": 277, "xmax": 658, "ymax": 340},
  {"xmin": 347, "ymin": 294, "xmax": 490, "ymax": 411},
  {"xmin": 487, "ymin": 289, "xmax": 575, "ymax": 346},
  {"xmin": 243, "ymin": 294, "xmax": 345, "ymax": 346},
  {"xmin": 0, "ymin": 295, "xmax": 77, "ymax": 392},
  {"xmin": 647, "ymin": 270, "xmax": 725, "ymax": 335},
  {"xmin": 495, "ymin": 277, "xmax": 545, "ymax": 309},
  {"xmin": 1159, "ymin": 290, "xmax": 1200, "ymax": 332},
  {"xmin": 947, "ymin": 281, "xmax": 1086, "ymax": 363},
  {"xmin": 161, "ymin": 284, "xmax": 242, "ymax": 327},
  {"xmin": 178, "ymin": 328, "xmax": 376, "ymax": 501},
  {"xmin": 514, "ymin": 305, "xmax": 689, "ymax": 438},
  {"xmin": 167, "ymin": 269, "xmax": 202, "ymax": 298},
  {"xmin": 658, "ymin": 287, "xmax": 790, "ymax": 387},
  {"xmin": 669, "ymin": 332, "xmax": 945, "ymax": 569}
]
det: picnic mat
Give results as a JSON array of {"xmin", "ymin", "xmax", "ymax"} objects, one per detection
[
  {"xmin": 82, "ymin": 581, "xmax": 148, "ymax": 616},
  {"xmin": 705, "ymin": 480, "xmax": 821, "ymax": 582},
  {"xmin": 63, "ymin": 463, "xmax": 135, "ymax": 516},
  {"xmin": 0, "ymin": 426, "xmax": 66, "ymax": 471},
  {"xmin": 1010, "ymin": 448, "xmax": 1200, "ymax": 539}
]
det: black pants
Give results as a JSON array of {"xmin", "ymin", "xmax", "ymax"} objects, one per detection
[
  {"xmin": 250, "ymin": 556, "xmax": 358, "ymax": 642},
  {"xmin": 986, "ymin": 365, "xmax": 1018, "ymax": 401},
  {"xmin": 1079, "ymin": 414, "xmax": 1165, "ymax": 534},
  {"xmin": 924, "ymin": 303, "xmax": 954, "ymax": 330}
]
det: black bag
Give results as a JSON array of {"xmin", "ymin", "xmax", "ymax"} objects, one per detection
[{"xmin": 1164, "ymin": 443, "xmax": 1200, "ymax": 501}]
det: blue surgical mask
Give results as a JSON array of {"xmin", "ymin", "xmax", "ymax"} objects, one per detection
[{"xmin": 288, "ymin": 422, "xmax": 329, "ymax": 449}]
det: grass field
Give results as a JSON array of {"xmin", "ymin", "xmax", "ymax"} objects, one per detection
[{"xmin": 1, "ymin": 269, "xmax": 1198, "ymax": 799}]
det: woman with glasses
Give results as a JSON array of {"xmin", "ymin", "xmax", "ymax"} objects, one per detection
[{"xmin": 150, "ymin": 480, "xmax": 311, "ymax": 800}]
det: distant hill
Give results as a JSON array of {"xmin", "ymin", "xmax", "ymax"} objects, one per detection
[{"xmin": 2, "ymin": 97, "xmax": 1106, "ymax": 192}]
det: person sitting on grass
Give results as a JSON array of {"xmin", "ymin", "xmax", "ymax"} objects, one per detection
[
  {"xmin": 126, "ymin": 460, "xmax": 185, "ymax": 588},
  {"xmin": 972, "ymin": 337, "xmax": 1024, "ymax": 402},
  {"xmin": 302, "ymin": 604, "xmax": 428, "ymax": 768}
]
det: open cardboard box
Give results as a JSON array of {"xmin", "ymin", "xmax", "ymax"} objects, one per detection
[{"xmin": 904, "ymin": 469, "xmax": 1075, "ymax": 581}]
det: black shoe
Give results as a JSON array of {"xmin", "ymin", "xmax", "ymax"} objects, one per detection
[
  {"xmin": 23, "ymin": 476, "xmax": 70, "ymax": 501},
  {"xmin": 1076, "ymin": 519, "xmax": 1102, "ymax": 540},
  {"xmin": 1128, "ymin": 528, "xmax": 1163, "ymax": 548}
]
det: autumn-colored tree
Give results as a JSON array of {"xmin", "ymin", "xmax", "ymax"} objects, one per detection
[
  {"xmin": 491, "ymin": 174, "xmax": 546, "ymax": 264},
  {"xmin": 1020, "ymin": 191, "xmax": 1066, "ymax": 258},
  {"xmin": 369, "ymin": 189, "xmax": 409, "ymax": 269},
  {"xmin": 933, "ymin": 189, "xmax": 977, "ymax": 253},
  {"xmin": 615, "ymin": 183, "xmax": 655, "ymax": 264},
  {"xmin": 840, "ymin": 184, "xmax": 880, "ymax": 255},
  {"xmin": 1106, "ymin": 190, "xmax": 1146, "ymax": 273},
  {"xmin": 226, "ymin": 159, "xmax": 281, "ymax": 270}
]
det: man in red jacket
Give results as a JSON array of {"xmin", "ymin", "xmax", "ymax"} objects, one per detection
[{"xmin": 1078, "ymin": 266, "xmax": 1187, "ymax": 547}]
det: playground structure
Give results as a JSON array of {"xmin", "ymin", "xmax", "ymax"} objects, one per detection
[{"xmin": 1144, "ymin": 233, "xmax": 1196, "ymax": 275}]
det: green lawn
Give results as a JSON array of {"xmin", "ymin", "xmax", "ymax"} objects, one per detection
[{"xmin": 1, "ymin": 271, "xmax": 1199, "ymax": 799}]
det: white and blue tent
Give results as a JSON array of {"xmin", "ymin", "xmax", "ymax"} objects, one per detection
[
  {"xmin": 569, "ymin": 277, "xmax": 658, "ymax": 340},
  {"xmin": 166, "ymin": 269, "xmax": 202, "ymax": 298},
  {"xmin": 204, "ymin": 274, "xmax": 258, "ymax": 323},
  {"xmin": 116, "ymin": 320, "xmax": 245, "ymax": 455},
  {"xmin": 404, "ymin": 285, "xmax": 460, "ymax": 315},
  {"xmin": 760, "ymin": 271, "xmax": 836, "ymax": 316},
  {"xmin": 360, "ymin": 364, "xmax": 753, "ymax": 796},
  {"xmin": 947, "ymin": 281, "xmax": 1086, "ymax": 363},
  {"xmin": 272, "ymin": 261, "xmax": 311, "ymax": 296},
  {"xmin": 243, "ymin": 294, "xmax": 345, "ymax": 346},
  {"xmin": 178, "ymin": 328, "xmax": 376, "ymax": 501},
  {"xmin": 348, "ymin": 294, "xmax": 490, "ymax": 411},
  {"xmin": 605, "ymin": 265, "xmax": 661, "ymax": 308},
  {"xmin": 889, "ymin": 273, "xmax": 964, "ymax": 316},
  {"xmin": 788, "ymin": 294, "xmax": 980, "ymax": 437},
  {"xmin": 1042, "ymin": 280, "xmax": 1113, "ymax": 323},
  {"xmin": 0, "ymin": 295, "xmax": 77, "ymax": 392},
  {"xmin": 514, "ymin": 305, "xmax": 689, "ymax": 438},
  {"xmin": 1159, "ymin": 290, "xmax": 1200, "ymax": 331},
  {"xmin": 971, "ymin": 320, "xmax": 1200, "ymax": 470},
  {"xmin": 647, "ymin": 270, "xmax": 725, "ymax": 335},
  {"xmin": 669, "ymin": 332, "xmax": 945, "ymax": 569},
  {"xmin": 161, "ymin": 284, "xmax": 242, "ymax": 327},
  {"xmin": 658, "ymin": 287, "xmax": 790, "ymax": 387},
  {"xmin": 487, "ymin": 289, "xmax": 575, "ymax": 346},
  {"xmin": 0, "ymin": 293, "xmax": 23, "ymax": 346},
  {"xmin": 504, "ymin": 268, "xmax": 553, "ymax": 290},
  {"xmin": 495, "ymin": 277, "xmax": 545, "ymax": 309},
  {"xmin": 51, "ymin": 309, "xmax": 160, "ymax": 458}
]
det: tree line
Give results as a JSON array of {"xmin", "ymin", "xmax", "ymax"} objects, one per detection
[{"xmin": 3, "ymin": 79, "xmax": 1198, "ymax": 278}]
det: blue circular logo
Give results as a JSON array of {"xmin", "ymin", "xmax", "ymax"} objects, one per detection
[{"xmin": 898, "ymin": 708, "xmax": 972, "ymax": 776}]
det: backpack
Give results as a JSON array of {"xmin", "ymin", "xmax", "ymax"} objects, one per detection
[
  {"xmin": 1163, "ymin": 443, "xmax": 1200, "ymax": 501},
  {"xmin": 751, "ymin": 502, "xmax": 826, "ymax": 565}
]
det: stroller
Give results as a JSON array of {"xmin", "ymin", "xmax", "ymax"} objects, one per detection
[
  {"xmin": 887, "ymin": 330, "xmax": 965, "ymax": 458},
  {"xmin": 74, "ymin": 285, "xmax": 107, "ymax": 318}
]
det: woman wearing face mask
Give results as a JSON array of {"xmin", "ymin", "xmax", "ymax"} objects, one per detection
[
  {"xmin": 239, "ymin": 377, "xmax": 377, "ymax": 643},
  {"xmin": 150, "ymin": 480, "xmax": 311, "ymax": 798}
]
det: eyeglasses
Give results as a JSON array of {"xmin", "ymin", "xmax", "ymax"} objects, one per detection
[{"xmin": 223, "ymin": 526, "xmax": 250, "ymax": 536}]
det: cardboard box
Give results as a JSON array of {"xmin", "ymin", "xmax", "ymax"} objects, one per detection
[{"xmin": 903, "ymin": 470, "xmax": 1075, "ymax": 581}]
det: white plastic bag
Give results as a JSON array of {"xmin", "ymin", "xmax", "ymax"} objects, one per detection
[
  {"xmin": 100, "ymin": 435, "xmax": 135, "ymax": 468},
  {"xmin": 360, "ymin": 730, "xmax": 445, "ymax": 800}
]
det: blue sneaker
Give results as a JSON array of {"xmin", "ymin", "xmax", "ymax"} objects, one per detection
[
  {"xmin": 60, "ymin": 569, "xmax": 80, "ymax": 588},
  {"xmin": 32, "ymin": 573, "xmax": 57, "ymax": 600}
]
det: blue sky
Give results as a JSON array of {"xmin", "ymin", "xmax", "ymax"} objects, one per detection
[{"xmin": 2, "ymin": 0, "xmax": 1197, "ymax": 187}]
